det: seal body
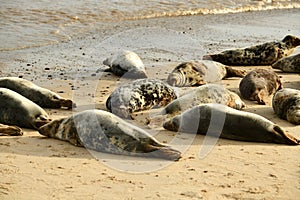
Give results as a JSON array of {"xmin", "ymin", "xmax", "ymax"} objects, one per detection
[
  {"xmin": 38, "ymin": 110, "xmax": 181, "ymax": 160},
  {"xmin": 103, "ymin": 50, "xmax": 147, "ymax": 78},
  {"xmin": 106, "ymin": 79, "xmax": 177, "ymax": 118},
  {"xmin": 272, "ymin": 88, "xmax": 300, "ymax": 125},
  {"xmin": 203, "ymin": 35, "xmax": 300, "ymax": 65},
  {"xmin": 0, "ymin": 77, "xmax": 75, "ymax": 109},
  {"xmin": 162, "ymin": 84, "xmax": 245, "ymax": 116},
  {"xmin": 0, "ymin": 88, "xmax": 51, "ymax": 129},
  {"xmin": 166, "ymin": 60, "xmax": 246, "ymax": 87},
  {"xmin": 272, "ymin": 53, "xmax": 300, "ymax": 73},
  {"xmin": 0, "ymin": 123, "xmax": 23, "ymax": 136},
  {"xmin": 239, "ymin": 69, "xmax": 282, "ymax": 104},
  {"xmin": 163, "ymin": 104, "xmax": 299, "ymax": 145}
]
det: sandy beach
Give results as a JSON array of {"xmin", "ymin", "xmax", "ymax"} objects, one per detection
[{"xmin": 0, "ymin": 8, "xmax": 300, "ymax": 199}]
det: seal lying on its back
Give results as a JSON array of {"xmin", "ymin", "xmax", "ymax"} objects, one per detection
[
  {"xmin": 162, "ymin": 84, "xmax": 245, "ymax": 116},
  {"xmin": 106, "ymin": 79, "xmax": 177, "ymax": 118},
  {"xmin": 272, "ymin": 53, "xmax": 300, "ymax": 73},
  {"xmin": 103, "ymin": 50, "xmax": 147, "ymax": 78},
  {"xmin": 0, "ymin": 123, "xmax": 23, "ymax": 136},
  {"xmin": 203, "ymin": 35, "xmax": 300, "ymax": 65},
  {"xmin": 0, "ymin": 88, "xmax": 51, "ymax": 129},
  {"xmin": 239, "ymin": 69, "xmax": 282, "ymax": 105},
  {"xmin": 163, "ymin": 104, "xmax": 299, "ymax": 145},
  {"xmin": 272, "ymin": 88, "xmax": 300, "ymax": 125},
  {"xmin": 39, "ymin": 110, "xmax": 181, "ymax": 160},
  {"xmin": 167, "ymin": 60, "xmax": 246, "ymax": 87},
  {"xmin": 0, "ymin": 77, "xmax": 75, "ymax": 109}
]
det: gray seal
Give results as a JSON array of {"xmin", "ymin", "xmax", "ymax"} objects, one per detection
[
  {"xmin": 167, "ymin": 60, "xmax": 246, "ymax": 87},
  {"xmin": 0, "ymin": 88, "xmax": 51, "ymax": 129},
  {"xmin": 0, "ymin": 77, "xmax": 75, "ymax": 109},
  {"xmin": 163, "ymin": 104, "xmax": 299, "ymax": 145},
  {"xmin": 106, "ymin": 79, "xmax": 177, "ymax": 118},
  {"xmin": 239, "ymin": 69, "xmax": 282, "ymax": 104},
  {"xmin": 0, "ymin": 123, "xmax": 23, "ymax": 136},
  {"xmin": 272, "ymin": 88, "xmax": 300, "ymax": 125},
  {"xmin": 103, "ymin": 50, "xmax": 147, "ymax": 78},
  {"xmin": 272, "ymin": 53, "xmax": 300, "ymax": 73},
  {"xmin": 38, "ymin": 110, "xmax": 181, "ymax": 160},
  {"xmin": 162, "ymin": 84, "xmax": 245, "ymax": 116},
  {"xmin": 203, "ymin": 35, "xmax": 300, "ymax": 65}
]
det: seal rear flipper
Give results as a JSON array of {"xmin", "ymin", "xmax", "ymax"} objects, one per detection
[
  {"xmin": 272, "ymin": 125, "xmax": 300, "ymax": 145},
  {"xmin": 225, "ymin": 66, "xmax": 247, "ymax": 78},
  {"xmin": 144, "ymin": 144, "xmax": 182, "ymax": 161},
  {"xmin": 0, "ymin": 124, "xmax": 23, "ymax": 136}
]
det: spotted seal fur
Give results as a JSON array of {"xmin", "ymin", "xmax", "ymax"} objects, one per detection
[
  {"xmin": 106, "ymin": 79, "xmax": 177, "ymax": 118},
  {"xmin": 239, "ymin": 69, "xmax": 282, "ymax": 104},
  {"xmin": 162, "ymin": 84, "xmax": 245, "ymax": 116},
  {"xmin": 167, "ymin": 60, "xmax": 246, "ymax": 87},
  {"xmin": 203, "ymin": 35, "xmax": 300, "ymax": 65},
  {"xmin": 103, "ymin": 50, "xmax": 147, "ymax": 78},
  {"xmin": 38, "ymin": 110, "xmax": 181, "ymax": 160},
  {"xmin": 0, "ymin": 88, "xmax": 51, "ymax": 129},
  {"xmin": 163, "ymin": 103, "xmax": 299, "ymax": 145},
  {"xmin": 272, "ymin": 88, "xmax": 300, "ymax": 125},
  {"xmin": 0, "ymin": 123, "xmax": 23, "ymax": 136},
  {"xmin": 272, "ymin": 53, "xmax": 300, "ymax": 73},
  {"xmin": 0, "ymin": 77, "xmax": 75, "ymax": 109}
]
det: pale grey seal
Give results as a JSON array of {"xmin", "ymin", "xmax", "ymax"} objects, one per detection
[{"xmin": 272, "ymin": 53, "xmax": 300, "ymax": 73}]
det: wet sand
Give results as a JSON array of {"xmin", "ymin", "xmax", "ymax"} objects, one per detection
[{"xmin": 0, "ymin": 9, "xmax": 300, "ymax": 199}]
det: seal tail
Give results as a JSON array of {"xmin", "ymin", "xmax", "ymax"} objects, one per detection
[{"xmin": 273, "ymin": 125, "xmax": 300, "ymax": 145}]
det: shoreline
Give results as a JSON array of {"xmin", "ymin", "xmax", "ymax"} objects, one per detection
[{"xmin": 1, "ymin": 8, "xmax": 300, "ymax": 199}]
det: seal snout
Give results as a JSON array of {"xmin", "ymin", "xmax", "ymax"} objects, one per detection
[{"xmin": 163, "ymin": 117, "xmax": 180, "ymax": 132}]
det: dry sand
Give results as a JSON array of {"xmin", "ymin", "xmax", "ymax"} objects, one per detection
[{"xmin": 1, "ymin": 9, "xmax": 300, "ymax": 200}]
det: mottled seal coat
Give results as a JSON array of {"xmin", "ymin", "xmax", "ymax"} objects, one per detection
[
  {"xmin": 38, "ymin": 110, "xmax": 181, "ymax": 160},
  {"xmin": 272, "ymin": 53, "xmax": 300, "ymax": 73},
  {"xmin": 103, "ymin": 50, "xmax": 147, "ymax": 78},
  {"xmin": 0, "ymin": 123, "xmax": 23, "ymax": 136},
  {"xmin": 106, "ymin": 79, "xmax": 177, "ymax": 118},
  {"xmin": 0, "ymin": 77, "xmax": 75, "ymax": 109},
  {"xmin": 239, "ymin": 69, "xmax": 282, "ymax": 104},
  {"xmin": 167, "ymin": 60, "xmax": 246, "ymax": 87},
  {"xmin": 162, "ymin": 84, "xmax": 245, "ymax": 116},
  {"xmin": 272, "ymin": 88, "xmax": 300, "ymax": 125},
  {"xmin": 163, "ymin": 104, "xmax": 299, "ymax": 145},
  {"xmin": 0, "ymin": 88, "xmax": 51, "ymax": 129},
  {"xmin": 203, "ymin": 35, "xmax": 300, "ymax": 65}
]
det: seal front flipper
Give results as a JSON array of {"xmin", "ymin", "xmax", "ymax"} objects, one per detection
[
  {"xmin": 0, "ymin": 123, "xmax": 23, "ymax": 136},
  {"xmin": 143, "ymin": 144, "xmax": 182, "ymax": 161},
  {"xmin": 225, "ymin": 66, "xmax": 247, "ymax": 78}
]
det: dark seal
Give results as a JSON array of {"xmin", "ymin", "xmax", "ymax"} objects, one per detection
[
  {"xmin": 39, "ymin": 110, "xmax": 181, "ymax": 160},
  {"xmin": 0, "ymin": 77, "xmax": 75, "ymax": 109},
  {"xmin": 0, "ymin": 88, "xmax": 51, "ymax": 129},
  {"xmin": 203, "ymin": 35, "xmax": 300, "ymax": 65},
  {"xmin": 106, "ymin": 79, "xmax": 177, "ymax": 118},
  {"xmin": 163, "ymin": 104, "xmax": 299, "ymax": 145},
  {"xmin": 239, "ymin": 69, "xmax": 282, "ymax": 104}
]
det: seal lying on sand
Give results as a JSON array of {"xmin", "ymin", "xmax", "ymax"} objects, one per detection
[
  {"xmin": 0, "ymin": 77, "xmax": 75, "ymax": 109},
  {"xmin": 272, "ymin": 88, "xmax": 300, "ymax": 125},
  {"xmin": 0, "ymin": 123, "xmax": 23, "ymax": 136},
  {"xmin": 163, "ymin": 104, "xmax": 299, "ymax": 145},
  {"xmin": 162, "ymin": 84, "xmax": 245, "ymax": 116},
  {"xmin": 106, "ymin": 79, "xmax": 177, "ymax": 118},
  {"xmin": 272, "ymin": 53, "xmax": 300, "ymax": 73},
  {"xmin": 0, "ymin": 88, "xmax": 51, "ymax": 129},
  {"xmin": 103, "ymin": 50, "xmax": 147, "ymax": 78},
  {"xmin": 203, "ymin": 35, "xmax": 300, "ymax": 65},
  {"xmin": 239, "ymin": 69, "xmax": 282, "ymax": 104},
  {"xmin": 38, "ymin": 110, "xmax": 181, "ymax": 160},
  {"xmin": 167, "ymin": 60, "xmax": 246, "ymax": 87}
]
